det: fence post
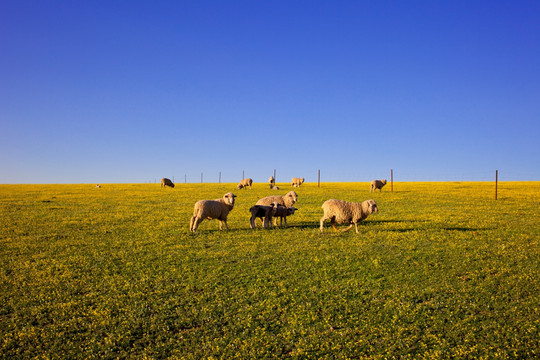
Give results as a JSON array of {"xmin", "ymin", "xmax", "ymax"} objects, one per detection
[
  {"xmin": 201, "ymin": 172, "xmax": 203, "ymax": 184},
  {"xmin": 318, "ymin": 169, "xmax": 320, "ymax": 188},
  {"xmin": 391, "ymin": 169, "xmax": 394, "ymax": 193},
  {"xmin": 185, "ymin": 174, "xmax": 186, "ymax": 184},
  {"xmin": 495, "ymin": 170, "xmax": 498, "ymax": 200},
  {"xmin": 274, "ymin": 169, "xmax": 276, "ymax": 183},
  {"xmin": 219, "ymin": 172, "xmax": 221, "ymax": 184}
]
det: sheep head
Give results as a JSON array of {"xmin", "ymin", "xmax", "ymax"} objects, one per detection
[
  {"xmin": 363, "ymin": 199, "xmax": 378, "ymax": 214},
  {"xmin": 223, "ymin": 192, "xmax": 237, "ymax": 206}
]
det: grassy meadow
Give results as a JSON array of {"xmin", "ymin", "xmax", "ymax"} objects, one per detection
[{"xmin": 1, "ymin": 181, "xmax": 539, "ymax": 359}]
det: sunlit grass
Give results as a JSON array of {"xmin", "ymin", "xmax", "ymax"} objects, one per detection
[{"xmin": 1, "ymin": 182, "xmax": 539, "ymax": 358}]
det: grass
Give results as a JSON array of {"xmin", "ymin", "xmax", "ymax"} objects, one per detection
[{"xmin": 1, "ymin": 182, "xmax": 539, "ymax": 359}]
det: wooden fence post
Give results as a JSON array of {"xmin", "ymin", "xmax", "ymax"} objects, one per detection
[
  {"xmin": 495, "ymin": 170, "xmax": 498, "ymax": 200},
  {"xmin": 391, "ymin": 169, "xmax": 394, "ymax": 193},
  {"xmin": 318, "ymin": 169, "xmax": 320, "ymax": 188}
]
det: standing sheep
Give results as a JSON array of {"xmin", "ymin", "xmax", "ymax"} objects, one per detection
[
  {"xmin": 249, "ymin": 202, "xmax": 279, "ymax": 229},
  {"xmin": 291, "ymin": 177, "xmax": 305, "ymax": 187},
  {"xmin": 268, "ymin": 176, "xmax": 275, "ymax": 186},
  {"xmin": 256, "ymin": 191, "xmax": 298, "ymax": 226},
  {"xmin": 161, "ymin": 178, "xmax": 175, "ymax": 188},
  {"xmin": 273, "ymin": 204, "xmax": 298, "ymax": 227},
  {"xmin": 320, "ymin": 199, "xmax": 378, "ymax": 233},
  {"xmin": 237, "ymin": 178, "xmax": 253, "ymax": 190},
  {"xmin": 370, "ymin": 179, "xmax": 387, "ymax": 192},
  {"xmin": 189, "ymin": 192, "xmax": 237, "ymax": 232}
]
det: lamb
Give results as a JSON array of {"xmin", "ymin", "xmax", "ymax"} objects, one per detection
[
  {"xmin": 161, "ymin": 178, "xmax": 175, "ymax": 188},
  {"xmin": 370, "ymin": 179, "xmax": 387, "ymax": 192},
  {"xmin": 273, "ymin": 204, "xmax": 298, "ymax": 227},
  {"xmin": 249, "ymin": 202, "xmax": 279, "ymax": 229},
  {"xmin": 320, "ymin": 199, "xmax": 378, "ymax": 233},
  {"xmin": 291, "ymin": 177, "xmax": 305, "ymax": 187},
  {"xmin": 189, "ymin": 192, "xmax": 237, "ymax": 232},
  {"xmin": 237, "ymin": 178, "xmax": 253, "ymax": 190}
]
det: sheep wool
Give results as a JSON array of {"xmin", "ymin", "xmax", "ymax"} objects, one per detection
[
  {"xmin": 189, "ymin": 192, "xmax": 237, "ymax": 232},
  {"xmin": 320, "ymin": 199, "xmax": 378, "ymax": 233}
]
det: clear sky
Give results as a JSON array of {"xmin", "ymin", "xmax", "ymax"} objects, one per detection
[{"xmin": 1, "ymin": 1, "xmax": 539, "ymax": 184}]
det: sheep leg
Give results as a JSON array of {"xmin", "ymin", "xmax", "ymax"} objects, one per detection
[
  {"xmin": 341, "ymin": 224, "xmax": 353, "ymax": 232},
  {"xmin": 331, "ymin": 219, "xmax": 339, "ymax": 232},
  {"xmin": 191, "ymin": 217, "xmax": 203, "ymax": 232},
  {"xmin": 319, "ymin": 217, "xmax": 326, "ymax": 232},
  {"xmin": 250, "ymin": 216, "xmax": 256, "ymax": 229},
  {"xmin": 354, "ymin": 223, "xmax": 360, "ymax": 233},
  {"xmin": 223, "ymin": 220, "xmax": 230, "ymax": 230}
]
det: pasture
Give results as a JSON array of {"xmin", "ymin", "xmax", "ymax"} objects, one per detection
[{"xmin": 1, "ymin": 182, "xmax": 538, "ymax": 359}]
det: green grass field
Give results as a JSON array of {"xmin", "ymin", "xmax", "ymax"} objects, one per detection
[{"xmin": 1, "ymin": 182, "xmax": 539, "ymax": 359}]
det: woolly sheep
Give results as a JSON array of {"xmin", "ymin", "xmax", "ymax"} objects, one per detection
[
  {"xmin": 268, "ymin": 176, "xmax": 275, "ymax": 186},
  {"xmin": 189, "ymin": 192, "xmax": 237, "ymax": 232},
  {"xmin": 95, "ymin": 184, "xmax": 101, "ymax": 188},
  {"xmin": 161, "ymin": 178, "xmax": 175, "ymax": 188},
  {"xmin": 237, "ymin": 178, "xmax": 253, "ymax": 190},
  {"xmin": 249, "ymin": 202, "xmax": 279, "ymax": 229},
  {"xmin": 270, "ymin": 185, "xmax": 280, "ymax": 190},
  {"xmin": 370, "ymin": 179, "xmax": 387, "ymax": 192},
  {"xmin": 320, "ymin": 199, "xmax": 378, "ymax": 233},
  {"xmin": 256, "ymin": 191, "xmax": 297, "ymax": 208},
  {"xmin": 273, "ymin": 204, "xmax": 298, "ymax": 227},
  {"xmin": 291, "ymin": 177, "xmax": 305, "ymax": 187}
]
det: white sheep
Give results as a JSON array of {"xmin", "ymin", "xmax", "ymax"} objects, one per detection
[
  {"xmin": 161, "ymin": 178, "xmax": 175, "ymax": 188},
  {"xmin": 95, "ymin": 184, "xmax": 101, "ymax": 188},
  {"xmin": 256, "ymin": 190, "xmax": 297, "ymax": 208},
  {"xmin": 291, "ymin": 177, "xmax": 305, "ymax": 187},
  {"xmin": 370, "ymin": 179, "xmax": 387, "ymax": 192},
  {"xmin": 249, "ymin": 202, "xmax": 279, "ymax": 229},
  {"xmin": 273, "ymin": 204, "xmax": 298, "ymax": 227},
  {"xmin": 270, "ymin": 185, "xmax": 280, "ymax": 190},
  {"xmin": 320, "ymin": 199, "xmax": 378, "ymax": 233},
  {"xmin": 189, "ymin": 192, "xmax": 237, "ymax": 232},
  {"xmin": 268, "ymin": 176, "xmax": 275, "ymax": 186},
  {"xmin": 256, "ymin": 191, "xmax": 297, "ymax": 226},
  {"xmin": 237, "ymin": 178, "xmax": 253, "ymax": 190}
]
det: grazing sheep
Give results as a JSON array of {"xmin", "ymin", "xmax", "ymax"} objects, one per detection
[
  {"xmin": 273, "ymin": 204, "xmax": 298, "ymax": 227},
  {"xmin": 161, "ymin": 178, "xmax": 175, "ymax": 188},
  {"xmin": 269, "ymin": 185, "xmax": 280, "ymax": 190},
  {"xmin": 249, "ymin": 202, "xmax": 279, "ymax": 229},
  {"xmin": 189, "ymin": 192, "xmax": 237, "ymax": 232},
  {"xmin": 95, "ymin": 184, "xmax": 101, "ymax": 188},
  {"xmin": 256, "ymin": 191, "xmax": 297, "ymax": 208},
  {"xmin": 370, "ymin": 179, "xmax": 387, "ymax": 192},
  {"xmin": 291, "ymin": 177, "xmax": 305, "ymax": 187},
  {"xmin": 237, "ymin": 178, "xmax": 253, "ymax": 190},
  {"xmin": 320, "ymin": 199, "xmax": 378, "ymax": 233},
  {"xmin": 268, "ymin": 176, "xmax": 275, "ymax": 186}
]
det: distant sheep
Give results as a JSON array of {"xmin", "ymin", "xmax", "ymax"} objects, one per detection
[
  {"xmin": 320, "ymin": 199, "xmax": 378, "ymax": 233},
  {"xmin": 268, "ymin": 176, "xmax": 275, "ymax": 186},
  {"xmin": 95, "ymin": 184, "xmax": 101, "ymax": 189},
  {"xmin": 189, "ymin": 192, "xmax": 237, "ymax": 232},
  {"xmin": 370, "ymin": 179, "xmax": 387, "ymax": 192},
  {"xmin": 269, "ymin": 185, "xmax": 280, "ymax": 190},
  {"xmin": 237, "ymin": 178, "xmax": 253, "ymax": 190},
  {"xmin": 161, "ymin": 178, "xmax": 175, "ymax": 188},
  {"xmin": 249, "ymin": 202, "xmax": 279, "ymax": 229},
  {"xmin": 291, "ymin": 177, "xmax": 305, "ymax": 187},
  {"xmin": 273, "ymin": 204, "xmax": 298, "ymax": 227}
]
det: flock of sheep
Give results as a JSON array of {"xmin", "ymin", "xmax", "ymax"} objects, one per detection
[{"xmin": 158, "ymin": 177, "xmax": 388, "ymax": 234}]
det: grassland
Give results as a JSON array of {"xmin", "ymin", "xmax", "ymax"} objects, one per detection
[{"xmin": 1, "ymin": 182, "xmax": 538, "ymax": 359}]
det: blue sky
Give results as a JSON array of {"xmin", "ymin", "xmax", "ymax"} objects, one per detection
[{"xmin": 1, "ymin": 1, "xmax": 539, "ymax": 184}]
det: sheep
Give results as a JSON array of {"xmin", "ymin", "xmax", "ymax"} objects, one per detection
[
  {"xmin": 291, "ymin": 177, "xmax": 305, "ymax": 187},
  {"xmin": 370, "ymin": 179, "xmax": 387, "ymax": 192},
  {"xmin": 237, "ymin": 178, "xmax": 253, "ymax": 190},
  {"xmin": 273, "ymin": 204, "xmax": 298, "ymax": 227},
  {"xmin": 270, "ymin": 185, "xmax": 280, "ymax": 190},
  {"xmin": 256, "ymin": 191, "xmax": 298, "ymax": 226},
  {"xmin": 189, "ymin": 192, "xmax": 237, "ymax": 232},
  {"xmin": 256, "ymin": 190, "xmax": 297, "ymax": 208},
  {"xmin": 161, "ymin": 178, "xmax": 175, "ymax": 188},
  {"xmin": 268, "ymin": 176, "xmax": 275, "ymax": 186},
  {"xmin": 95, "ymin": 184, "xmax": 101, "ymax": 188},
  {"xmin": 320, "ymin": 199, "xmax": 378, "ymax": 233},
  {"xmin": 249, "ymin": 202, "xmax": 279, "ymax": 229}
]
